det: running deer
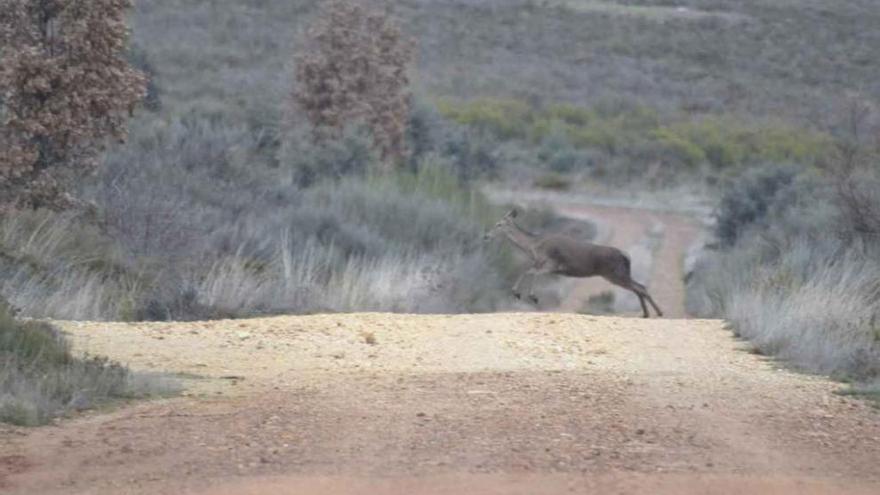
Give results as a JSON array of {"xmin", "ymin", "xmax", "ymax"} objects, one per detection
[{"xmin": 484, "ymin": 209, "xmax": 663, "ymax": 318}]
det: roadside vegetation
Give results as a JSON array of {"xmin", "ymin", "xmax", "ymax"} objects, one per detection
[
  {"xmin": 687, "ymin": 106, "xmax": 880, "ymax": 384},
  {"xmin": 0, "ymin": 299, "xmax": 177, "ymax": 426}
]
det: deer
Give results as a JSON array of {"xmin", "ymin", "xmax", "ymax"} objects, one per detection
[{"xmin": 484, "ymin": 209, "xmax": 663, "ymax": 318}]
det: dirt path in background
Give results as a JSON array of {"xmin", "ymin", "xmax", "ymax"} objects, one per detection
[{"xmin": 1, "ymin": 313, "xmax": 879, "ymax": 494}]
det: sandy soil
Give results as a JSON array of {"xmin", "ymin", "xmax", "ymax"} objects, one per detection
[{"xmin": 1, "ymin": 313, "xmax": 879, "ymax": 494}]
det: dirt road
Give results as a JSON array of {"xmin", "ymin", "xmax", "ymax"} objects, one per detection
[{"xmin": 2, "ymin": 313, "xmax": 879, "ymax": 494}]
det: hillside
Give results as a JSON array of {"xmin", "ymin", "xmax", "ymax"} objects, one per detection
[{"xmin": 134, "ymin": 0, "xmax": 880, "ymax": 124}]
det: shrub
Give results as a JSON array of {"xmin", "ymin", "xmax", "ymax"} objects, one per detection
[
  {"xmin": 0, "ymin": 0, "xmax": 146, "ymax": 211},
  {"xmin": 691, "ymin": 236, "xmax": 880, "ymax": 382},
  {"xmin": 582, "ymin": 291, "xmax": 616, "ymax": 315},
  {"xmin": 714, "ymin": 165, "xmax": 802, "ymax": 248},
  {"xmin": 293, "ymin": 0, "xmax": 414, "ymax": 166},
  {"xmin": 0, "ymin": 303, "xmax": 177, "ymax": 426},
  {"xmin": 536, "ymin": 129, "xmax": 596, "ymax": 173},
  {"xmin": 406, "ymin": 98, "xmax": 500, "ymax": 180},
  {"xmin": 651, "ymin": 127, "xmax": 706, "ymax": 168},
  {"xmin": 689, "ymin": 162, "xmax": 880, "ymax": 383},
  {"xmin": 406, "ymin": 97, "xmax": 447, "ymax": 168},
  {"xmin": 533, "ymin": 172, "xmax": 572, "ymax": 190},
  {"xmin": 128, "ymin": 44, "xmax": 162, "ymax": 112},
  {"xmin": 282, "ymin": 125, "xmax": 378, "ymax": 187},
  {"xmin": 658, "ymin": 117, "xmax": 832, "ymax": 170},
  {"xmin": 825, "ymin": 100, "xmax": 880, "ymax": 240},
  {"xmin": 0, "ymin": 209, "xmax": 141, "ymax": 320},
  {"xmin": 2, "ymin": 138, "xmax": 513, "ymax": 320},
  {"xmin": 438, "ymin": 99, "xmax": 834, "ymax": 180},
  {"xmin": 436, "ymin": 98, "xmax": 532, "ymax": 141}
]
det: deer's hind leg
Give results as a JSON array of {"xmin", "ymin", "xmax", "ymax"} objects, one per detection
[
  {"xmin": 604, "ymin": 274, "xmax": 662, "ymax": 318},
  {"xmin": 629, "ymin": 279, "xmax": 663, "ymax": 317},
  {"xmin": 635, "ymin": 292, "xmax": 650, "ymax": 318}
]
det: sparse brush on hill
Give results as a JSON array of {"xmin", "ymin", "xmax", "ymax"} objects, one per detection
[
  {"xmin": 120, "ymin": 0, "xmax": 877, "ymax": 186},
  {"xmin": 438, "ymin": 98, "xmax": 833, "ymax": 184}
]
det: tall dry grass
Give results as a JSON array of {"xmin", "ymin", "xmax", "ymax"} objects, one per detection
[{"xmin": 688, "ymin": 165, "xmax": 880, "ymax": 382}]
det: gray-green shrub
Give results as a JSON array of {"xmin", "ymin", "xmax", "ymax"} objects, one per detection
[
  {"xmin": 688, "ymin": 165, "xmax": 880, "ymax": 382},
  {"xmin": 0, "ymin": 301, "xmax": 177, "ymax": 426}
]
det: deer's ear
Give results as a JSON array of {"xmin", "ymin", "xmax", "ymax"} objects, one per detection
[{"xmin": 507, "ymin": 209, "xmax": 518, "ymax": 218}]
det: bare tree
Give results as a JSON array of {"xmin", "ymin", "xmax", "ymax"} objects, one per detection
[
  {"xmin": 827, "ymin": 97, "xmax": 880, "ymax": 239},
  {"xmin": 293, "ymin": 0, "xmax": 414, "ymax": 169},
  {"xmin": 0, "ymin": 0, "xmax": 146, "ymax": 212}
]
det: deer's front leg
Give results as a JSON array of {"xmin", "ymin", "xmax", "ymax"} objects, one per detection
[
  {"xmin": 511, "ymin": 270, "xmax": 529, "ymax": 299},
  {"xmin": 512, "ymin": 262, "xmax": 542, "ymax": 300},
  {"xmin": 525, "ymin": 263, "xmax": 554, "ymax": 304}
]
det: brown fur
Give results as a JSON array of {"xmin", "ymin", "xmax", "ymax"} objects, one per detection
[{"xmin": 486, "ymin": 210, "xmax": 663, "ymax": 318}]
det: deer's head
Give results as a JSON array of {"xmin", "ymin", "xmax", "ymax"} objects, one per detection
[{"xmin": 483, "ymin": 209, "xmax": 518, "ymax": 242}]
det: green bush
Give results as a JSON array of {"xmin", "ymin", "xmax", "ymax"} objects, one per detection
[
  {"xmin": 281, "ymin": 125, "xmax": 379, "ymax": 187},
  {"xmin": 658, "ymin": 117, "xmax": 832, "ymax": 170},
  {"xmin": 537, "ymin": 130, "xmax": 597, "ymax": 173},
  {"xmin": 406, "ymin": 99, "xmax": 501, "ymax": 180},
  {"xmin": 438, "ymin": 98, "xmax": 834, "ymax": 176},
  {"xmin": 714, "ymin": 165, "xmax": 802, "ymax": 247},
  {"xmin": 651, "ymin": 127, "xmax": 707, "ymax": 168},
  {"xmin": 533, "ymin": 172, "xmax": 572, "ymax": 190},
  {"xmin": 436, "ymin": 98, "xmax": 532, "ymax": 141},
  {"xmin": 545, "ymin": 104, "xmax": 594, "ymax": 127}
]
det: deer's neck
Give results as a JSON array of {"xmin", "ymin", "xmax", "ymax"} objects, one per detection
[{"xmin": 502, "ymin": 222, "xmax": 540, "ymax": 258}]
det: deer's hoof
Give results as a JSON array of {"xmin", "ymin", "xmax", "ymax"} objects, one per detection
[{"xmin": 528, "ymin": 295, "xmax": 539, "ymax": 304}]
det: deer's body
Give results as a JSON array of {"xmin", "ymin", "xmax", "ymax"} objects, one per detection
[
  {"xmin": 486, "ymin": 210, "xmax": 663, "ymax": 318},
  {"xmin": 532, "ymin": 236, "xmax": 629, "ymax": 278}
]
